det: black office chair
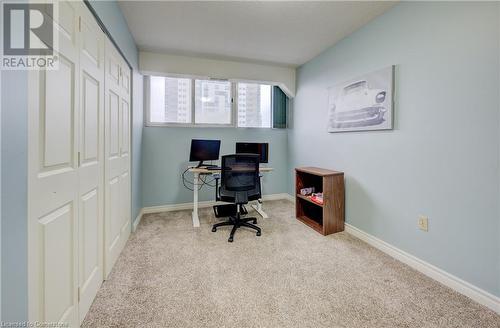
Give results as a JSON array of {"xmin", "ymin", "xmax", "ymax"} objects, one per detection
[{"xmin": 212, "ymin": 154, "xmax": 262, "ymax": 242}]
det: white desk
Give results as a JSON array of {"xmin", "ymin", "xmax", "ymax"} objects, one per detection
[{"xmin": 188, "ymin": 167, "xmax": 273, "ymax": 227}]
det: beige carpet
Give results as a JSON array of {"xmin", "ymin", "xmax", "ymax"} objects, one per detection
[{"xmin": 82, "ymin": 200, "xmax": 500, "ymax": 328}]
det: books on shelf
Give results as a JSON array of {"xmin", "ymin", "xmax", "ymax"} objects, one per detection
[
  {"xmin": 300, "ymin": 187, "xmax": 315, "ymax": 195},
  {"xmin": 299, "ymin": 192, "xmax": 324, "ymax": 205},
  {"xmin": 310, "ymin": 193, "xmax": 323, "ymax": 205}
]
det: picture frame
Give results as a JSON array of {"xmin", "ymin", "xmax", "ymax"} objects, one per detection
[{"xmin": 327, "ymin": 65, "xmax": 394, "ymax": 132}]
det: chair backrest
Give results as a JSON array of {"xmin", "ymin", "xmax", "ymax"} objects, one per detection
[{"xmin": 221, "ymin": 154, "xmax": 260, "ymax": 192}]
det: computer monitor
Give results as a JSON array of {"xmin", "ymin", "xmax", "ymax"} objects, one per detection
[
  {"xmin": 235, "ymin": 142, "xmax": 269, "ymax": 163},
  {"xmin": 189, "ymin": 139, "xmax": 221, "ymax": 167}
]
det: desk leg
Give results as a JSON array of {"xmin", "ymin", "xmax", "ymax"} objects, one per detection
[
  {"xmin": 192, "ymin": 172, "xmax": 200, "ymax": 227},
  {"xmin": 251, "ymin": 173, "xmax": 269, "ymax": 219},
  {"xmin": 252, "ymin": 201, "xmax": 269, "ymax": 219}
]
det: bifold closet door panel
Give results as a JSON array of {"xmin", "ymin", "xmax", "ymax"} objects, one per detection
[
  {"xmin": 77, "ymin": 6, "xmax": 106, "ymax": 324},
  {"xmin": 104, "ymin": 40, "xmax": 131, "ymax": 277},
  {"xmin": 119, "ymin": 65, "xmax": 131, "ymax": 244},
  {"xmin": 28, "ymin": 1, "xmax": 80, "ymax": 325}
]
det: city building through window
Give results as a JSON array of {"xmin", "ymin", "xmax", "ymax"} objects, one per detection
[
  {"xmin": 147, "ymin": 76, "xmax": 273, "ymax": 128},
  {"xmin": 237, "ymin": 83, "xmax": 272, "ymax": 128}
]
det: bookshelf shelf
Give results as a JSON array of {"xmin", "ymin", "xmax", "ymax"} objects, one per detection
[{"xmin": 296, "ymin": 194, "xmax": 324, "ymax": 207}]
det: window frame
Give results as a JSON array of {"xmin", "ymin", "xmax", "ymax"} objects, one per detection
[{"xmin": 145, "ymin": 75, "xmax": 275, "ymax": 129}]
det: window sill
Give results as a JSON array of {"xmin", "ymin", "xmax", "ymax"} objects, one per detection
[
  {"xmin": 146, "ymin": 122, "xmax": 235, "ymax": 128},
  {"xmin": 145, "ymin": 122, "xmax": 275, "ymax": 129}
]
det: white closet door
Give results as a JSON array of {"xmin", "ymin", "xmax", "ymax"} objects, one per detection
[
  {"xmin": 77, "ymin": 7, "xmax": 105, "ymax": 324},
  {"xmin": 29, "ymin": 1, "xmax": 132, "ymax": 325},
  {"xmin": 104, "ymin": 40, "xmax": 131, "ymax": 277},
  {"xmin": 119, "ymin": 58, "xmax": 131, "ymax": 251},
  {"xmin": 28, "ymin": 1, "xmax": 80, "ymax": 325}
]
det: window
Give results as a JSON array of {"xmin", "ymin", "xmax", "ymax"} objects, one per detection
[
  {"xmin": 147, "ymin": 76, "xmax": 286, "ymax": 128},
  {"xmin": 195, "ymin": 80, "xmax": 232, "ymax": 125},
  {"xmin": 149, "ymin": 76, "xmax": 192, "ymax": 124},
  {"xmin": 237, "ymin": 83, "xmax": 271, "ymax": 128}
]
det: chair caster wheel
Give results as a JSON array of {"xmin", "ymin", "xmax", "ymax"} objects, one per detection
[
  {"xmin": 256, "ymin": 231, "xmax": 261, "ymax": 236},
  {"xmin": 228, "ymin": 237, "xmax": 233, "ymax": 242},
  {"xmin": 212, "ymin": 227, "xmax": 216, "ymax": 232}
]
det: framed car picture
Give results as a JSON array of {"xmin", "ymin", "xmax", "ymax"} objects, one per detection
[{"xmin": 327, "ymin": 65, "xmax": 394, "ymax": 132}]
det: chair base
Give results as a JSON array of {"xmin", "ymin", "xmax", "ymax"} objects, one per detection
[{"xmin": 212, "ymin": 214, "xmax": 261, "ymax": 242}]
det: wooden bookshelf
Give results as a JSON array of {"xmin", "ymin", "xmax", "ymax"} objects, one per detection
[{"xmin": 295, "ymin": 167, "xmax": 345, "ymax": 236}]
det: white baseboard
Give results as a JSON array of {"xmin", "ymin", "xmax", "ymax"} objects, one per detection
[
  {"xmin": 345, "ymin": 223, "xmax": 500, "ymax": 314},
  {"xmin": 132, "ymin": 208, "xmax": 144, "ymax": 232},
  {"xmin": 142, "ymin": 200, "xmax": 215, "ymax": 214},
  {"xmin": 263, "ymin": 193, "xmax": 294, "ymax": 202},
  {"xmin": 136, "ymin": 193, "xmax": 293, "ymax": 225},
  {"xmin": 284, "ymin": 193, "xmax": 295, "ymax": 202}
]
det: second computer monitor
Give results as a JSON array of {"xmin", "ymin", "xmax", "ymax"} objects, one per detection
[{"xmin": 235, "ymin": 142, "xmax": 269, "ymax": 163}]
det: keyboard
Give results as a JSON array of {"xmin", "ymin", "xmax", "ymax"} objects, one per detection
[{"xmin": 206, "ymin": 166, "xmax": 221, "ymax": 170}]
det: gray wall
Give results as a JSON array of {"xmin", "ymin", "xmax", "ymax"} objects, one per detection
[
  {"xmin": 1, "ymin": 71, "xmax": 28, "ymax": 320},
  {"xmin": 142, "ymin": 127, "xmax": 288, "ymax": 207},
  {"xmin": 132, "ymin": 73, "xmax": 144, "ymax": 219},
  {"xmin": 289, "ymin": 2, "xmax": 500, "ymax": 297},
  {"xmin": 87, "ymin": 0, "xmax": 143, "ymax": 220}
]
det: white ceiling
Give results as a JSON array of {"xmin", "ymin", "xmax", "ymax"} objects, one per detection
[{"xmin": 119, "ymin": 1, "xmax": 396, "ymax": 67}]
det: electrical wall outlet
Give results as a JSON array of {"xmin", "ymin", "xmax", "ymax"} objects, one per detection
[{"xmin": 418, "ymin": 216, "xmax": 428, "ymax": 231}]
